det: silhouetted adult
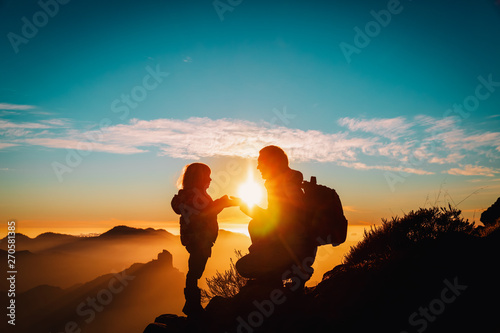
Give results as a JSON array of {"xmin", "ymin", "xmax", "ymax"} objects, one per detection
[{"xmin": 235, "ymin": 146, "xmax": 317, "ymax": 289}]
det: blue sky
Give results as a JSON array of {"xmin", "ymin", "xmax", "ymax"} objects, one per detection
[{"xmin": 1, "ymin": 0, "xmax": 500, "ymax": 236}]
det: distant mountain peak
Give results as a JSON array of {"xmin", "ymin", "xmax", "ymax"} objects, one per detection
[
  {"xmin": 157, "ymin": 250, "xmax": 173, "ymax": 267},
  {"xmin": 35, "ymin": 232, "xmax": 77, "ymax": 240},
  {"xmin": 1, "ymin": 232, "xmax": 31, "ymax": 242},
  {"xmin": 98, "ymin": 225, "xmax": 171, "ymax": 238},
  {"xmin": 99, "ymin": 225, "xmax": 145, "ymax": 237}
]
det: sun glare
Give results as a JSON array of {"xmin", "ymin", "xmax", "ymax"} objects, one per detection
[{"xmin": 237, "ymin": 171, "xmax": 263, "ymax": 207}]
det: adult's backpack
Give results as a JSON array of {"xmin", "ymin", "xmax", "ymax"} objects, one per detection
[{"xmin": 302, "ymin": 176, "xmax": 348, "ymax": 246}]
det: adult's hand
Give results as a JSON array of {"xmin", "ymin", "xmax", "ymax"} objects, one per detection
[{"xmin": 228, "ymin": 196, "xmax": 243, "ymax": 207}]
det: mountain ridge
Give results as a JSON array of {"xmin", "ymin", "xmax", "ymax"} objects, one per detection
[
  {"xmin": 0, "ymin": 225, "xmax": 252, "ymax": 295},
  {"xmin": 0, "ymin": 225, "xmax": 247, "ymax": 249},
  {"xmin": 8, "ymin": 249, "xmax": 185, "ymax": 333}
]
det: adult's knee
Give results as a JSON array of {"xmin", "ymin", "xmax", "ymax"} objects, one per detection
[
  {"xmin": 235, "ymin": 257, "xmax": 247, "ymax": 277},
  {"xmin": 235, "ymin": 256, "xmax": 254, "ymax": 278}
]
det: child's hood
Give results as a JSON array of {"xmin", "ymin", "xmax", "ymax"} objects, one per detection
[
  {"xmin": 171, "ymin": 188, "xmax": 213, "ymax": 215},
  {"xmin": 171, "ymin": 189, "xmax": 186, "ymax": 215}
]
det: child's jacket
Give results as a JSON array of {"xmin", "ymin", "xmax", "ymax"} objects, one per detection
[{"xmin": 171, "ymin": 188, "xmax": 223, "ymax": 249}]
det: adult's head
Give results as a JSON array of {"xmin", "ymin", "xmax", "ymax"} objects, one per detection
[
  {"xmin": 177, "ymin": 163, "xmax": 212, "ymax": 190},
  {"xmin": 257, "ymin": 145, "xmax": 289, "ymax": 180}
]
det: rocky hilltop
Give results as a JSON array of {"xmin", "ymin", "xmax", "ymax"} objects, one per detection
[{"xmin": 144, "ymin": 206, "xmax": 500, "ymax": 333}]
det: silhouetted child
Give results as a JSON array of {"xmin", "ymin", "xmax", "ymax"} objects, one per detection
[{"xmin": 171, "ymin": 163, "xmax": 236, "ymax": 316}]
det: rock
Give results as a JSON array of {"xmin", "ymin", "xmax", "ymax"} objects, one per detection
[
  {"xmin": 481, "ymin": 197, "xmax": 500, "ymax": 226},
  {"xmin": 157, "ymin": 249, "xmax": 173, "ymax": 267},
  {"xmin": 143, "ymin": 323, "xmax": 169, "ymax": 333},
  {"xmin": 143, "ymin": 314, "xmax": 187, "ymax": 333}
]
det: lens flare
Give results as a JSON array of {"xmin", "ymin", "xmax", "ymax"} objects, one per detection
[{"xmin": 237, "ymin": 171, "xmax": 263, "ymax": 207}]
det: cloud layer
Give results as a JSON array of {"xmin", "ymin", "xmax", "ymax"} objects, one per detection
[{"xmin": 1, "ymin": 113, "xmax": 499, "ymax": 177}]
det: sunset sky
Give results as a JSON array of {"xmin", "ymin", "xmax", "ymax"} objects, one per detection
[{"xmin": 1, "ymin": 0, "xmax": 500, "ymax": 237}]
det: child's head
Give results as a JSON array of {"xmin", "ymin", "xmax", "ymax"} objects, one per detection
[{"xmin": 177, "ymin": 163, "xmax": 212, "ymax": 190}]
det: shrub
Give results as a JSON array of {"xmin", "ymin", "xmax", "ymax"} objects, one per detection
[
  {"xmin": 343, "ymin": 205, "xmax": 476, "ymax": 267},
  {"xmin": 201, "ymin": 250, "xmax": 248, "ymax": 302}
]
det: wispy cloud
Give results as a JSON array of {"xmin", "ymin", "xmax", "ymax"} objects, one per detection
[
  {"xmin": 446, "ymin": 164, "xmax": 499, "ymax": 177},
  {"xmin": 415, "ymin": 115, "xmax": 500, "ymax": 165},
  {"xmin": 338, "ymin": 116, "xmax": 413, "ymax": 140},
  {"xmin": 0, "ymin": 103, "xmax": 35, "ymax": 110},
  {"xmin": 2, "ymin": 128, "xmax": 34, "ymax": 137},
  {"xmin": 416, "ymin": 114, "xmax": 456, "ymax": 133},
  {"xmin": 338, "ymin": 161, "xmax": 434, "ymax": 175},
  {"xmin": 40, "ymin": 118, "xmax": 72, "ymax": 127},
  {"xmin": 0, "ymin": 118, "xmax": 73, "ymax": 149},
  {"xmin": 22, "ymin": 138, "xmax": 146, "ymax": 154},
  {"xmin": 78, "ymin": 117, "xmax": 379, "ymax": 162},
  {"xmin": 0, "ymin": 119, "xmax": 52, "ymax": 129},
  {"xmin": 459, "ymin": 132, "xmax": 500, "ymax": 151},
  {"xmin": 0, "ymin": 143, "xmax": 18, "ymax": 149},
  {"xmin": 428, "ymin": 153, "xmax": 465, "ymax": 164}
]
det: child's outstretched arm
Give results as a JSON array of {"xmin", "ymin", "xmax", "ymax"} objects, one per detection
[
  {"xmin": 189, "ymin": 195, "xmax": 238, "ymax": 219},
  {"xmin": 211, "ymin": 195, "xmax": 238, "ymax": 214}
]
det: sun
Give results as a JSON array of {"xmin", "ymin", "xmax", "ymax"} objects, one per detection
[{"xmin": 237, "ymin": 172, "xmax": 263, "ymax": 207}]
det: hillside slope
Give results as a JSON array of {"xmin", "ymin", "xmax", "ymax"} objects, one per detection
[{"xmin": 144, "ymin": 207, "xmax": 500, "ymax": 333}]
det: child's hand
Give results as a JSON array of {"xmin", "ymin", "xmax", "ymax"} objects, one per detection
[
  {"xmin": 228, "ymin": 196, "xmax": 243, "ymax": 207},
  {"xmin": 228, "ymin": 196, "xmax": 252, "ymax": 215},
  {"xmin": 218, "ymin": 195, "xmax": 237, "ymax": 208}
]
